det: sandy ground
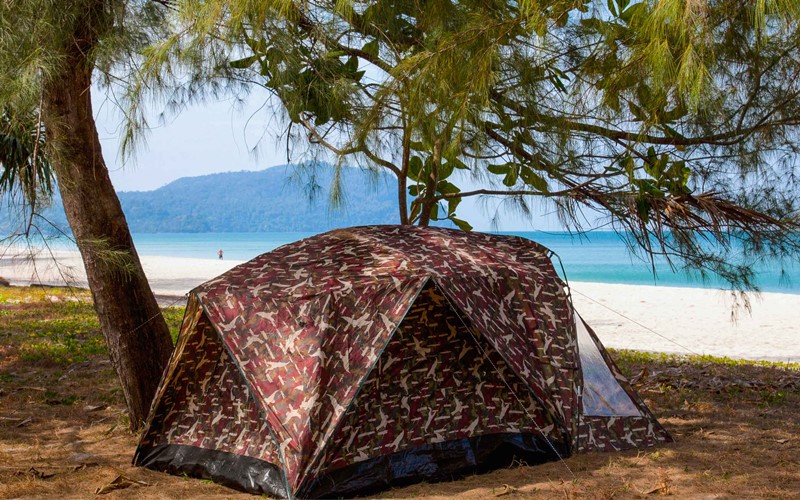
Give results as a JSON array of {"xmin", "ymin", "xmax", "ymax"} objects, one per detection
[
  {"xmin": 569, "ymin": 282, "xmax": 800, "ymax": 363},
  {"xmin": 0, "ymin": 247, "xmax": 241, "ymax": 297},
  {"xmin": 2, "ymin": 247, "xmax": 799, "ymax": 362}
]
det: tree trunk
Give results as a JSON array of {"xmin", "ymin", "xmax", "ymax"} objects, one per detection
[
  {"xmin": 398, "ymin": 113, "xmax": 410, "ymax": 225},
  {"xmin": 418, "ymin": 141, "xmax": 442, "ymax": 227},
  {"xmin": 41, "ymin": 48, "xmax": 174, "ymax": 430}
]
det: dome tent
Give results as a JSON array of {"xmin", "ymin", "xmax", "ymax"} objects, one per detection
[{"xmin": 134, "ymin": 225, "xmax": 671, "ymax": 498}]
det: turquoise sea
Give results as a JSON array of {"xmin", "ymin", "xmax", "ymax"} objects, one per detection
[{"xmin": 129, "ymin": 230, "xmax": 800, "ymax": 294}]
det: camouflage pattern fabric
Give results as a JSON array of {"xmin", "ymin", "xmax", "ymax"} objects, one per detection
[
  {"xmin": 308, "ymin": 282, "xmax": 560, "ymax": 480},
  {"xmin": 135, "ymin": 225, "xmax": 671, "ymax": 497},
  {"xmin": 137, "ymin": 296, "xmax": 279, "ymax": 464}
]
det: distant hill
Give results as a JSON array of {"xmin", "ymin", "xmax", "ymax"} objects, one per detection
[
  {"xmin": 118, "ymin": 164, "xmax": 401, "ymax": 232},
  {"xmin": 1, "ymin": 164, "xmax": 402, "ymax": 234}
]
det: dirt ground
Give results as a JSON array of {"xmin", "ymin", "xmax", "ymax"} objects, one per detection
[{"xmin": 1, "ymin": 287, "xmax": 799, "ymax": 499}]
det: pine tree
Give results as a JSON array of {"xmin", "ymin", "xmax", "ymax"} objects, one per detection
[
  {"xmin": 137, "ymin": 0, "xmax": 800, "ymax": 291},
  {"xmin": 0, "ymin": 1, "xmax": 174, "ymax": 429}
]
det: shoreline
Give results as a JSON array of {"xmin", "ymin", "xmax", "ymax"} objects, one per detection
[
  {"xmin": 0, "ymin": 248, "xmax": 244, "ymax": 296},
  {"xmin": 1, "ymin": 248, "xmax": 798, "ymax": 362}
]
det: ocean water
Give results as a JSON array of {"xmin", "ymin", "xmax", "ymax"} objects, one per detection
[{"xmin": 129, "ymin": 230, "xmax": 800, "ymax": 294}]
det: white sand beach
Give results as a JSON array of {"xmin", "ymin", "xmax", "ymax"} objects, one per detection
[
  {"xmin": 1, "ymin": 247, "xmax": 798, "ymax": 362},
  {"xmin": 0, "ymin": 248, "xmax": 243, "ymax": 297},
  {"xmin": 569, "ymin": 282, "xmax": 800, "ymax": 363}
]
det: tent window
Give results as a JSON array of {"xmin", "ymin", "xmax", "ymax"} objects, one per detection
[{"xmin": 575, "ymin": 313, "xmax": 641, "ymax": 417}]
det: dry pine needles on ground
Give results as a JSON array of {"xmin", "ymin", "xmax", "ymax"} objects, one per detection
[{"xmin": 0, "ymin": 285, "xmax": 798, "ymax": 499}]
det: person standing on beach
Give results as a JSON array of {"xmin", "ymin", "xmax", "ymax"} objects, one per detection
[{"xmin": 218, "ymin": 249, "xmax": 223, "ymax": 260}]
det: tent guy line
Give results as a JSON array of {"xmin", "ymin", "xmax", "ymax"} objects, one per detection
[
  {"xmin": 569, "ymin": 287, "xmax": 705, "ymax": 358},
  {"xmin": 124, "ymin": 293, "xmax": 189, "ymax": 337},
  {"xmin": 549, "ymin": 248, "xmax": 705, "ymax": 360}
]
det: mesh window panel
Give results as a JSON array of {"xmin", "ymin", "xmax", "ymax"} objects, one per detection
[{"xmin": 575, "ymin": 313, "xmax": 641, "ymax": 417}]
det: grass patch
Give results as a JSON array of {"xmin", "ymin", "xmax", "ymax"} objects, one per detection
[
  {"xmin": 608, "ymin": 347, "xmax": 800, "ymax": 410},
  {"xmin": 0, "ymin": 286, "xmax": 185, "ymax": 365},
  {"xmin": 609, "ymin": 348, "xmax": 800, "ymax": 377},
  {"xmin": 1, "ymin": 287, "xmax": 101, "ymax": 365},
  {"xmin": 162, "ymin": 306, "xmax": 186, "ymax": 343}
]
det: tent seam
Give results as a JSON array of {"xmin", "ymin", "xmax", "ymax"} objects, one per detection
[
  {"xmin": 434, "ymin": 276, "xmax": 574, "ymax": 454},
  {"xmin": 295, "ymin": 274, "xmax": 432, "ymax": 496},
  {"xmin": 132, "ymin": 293, "xmax": 196, "ymax": 465},
  {"xmin": 196, "ymin": 297, "xmax": 294, "ymax": 499}
]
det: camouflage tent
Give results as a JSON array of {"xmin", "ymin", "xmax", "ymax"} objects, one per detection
[{"xmin": 134, "ymin": 226, "xmax": 670, "ymax": 498}]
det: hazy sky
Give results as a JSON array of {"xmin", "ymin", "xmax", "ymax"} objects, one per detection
[
  {"xmin": 93, "ymin": 87, "xmax": 563, "ymax": 231},
  {"xmin": 94, "ymin": 87, "xmax": 280, "ymax": 191}
]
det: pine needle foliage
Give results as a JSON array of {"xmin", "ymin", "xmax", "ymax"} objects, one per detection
[
  {"xmin": 0, "ymin": 108, "xmax": 53, "ymax": 234},
  {"xmin": 131, "ymin": 0, "xmax": 800, "ymax": 292},
  {"xmin": 0, "ymin": 0, "xmax": 172, "ymax": 228},
  {"xmin": 1, "ymin": 1, "xmax": 178, "ymax": 428}
]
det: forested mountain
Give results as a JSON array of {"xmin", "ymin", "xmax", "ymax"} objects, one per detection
[{"xmin": 0, "ymin": 165, "xmax": 402, "ymax": 234}]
